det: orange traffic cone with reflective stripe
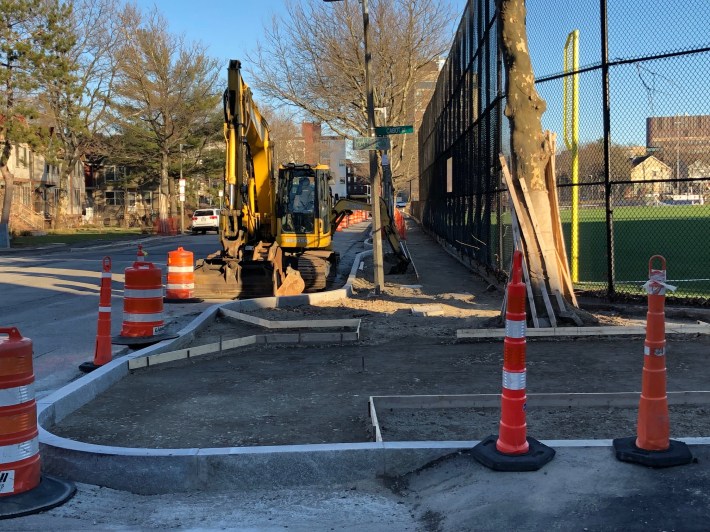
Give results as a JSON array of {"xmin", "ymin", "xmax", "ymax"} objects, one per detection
[
  {"xmin": 0, "ymin": 327, "xmax": 76, "ymax": 517},
  {"xmin": 80, "ymin": 257, "xmax": 113, "ymax": 373},
  {"xmin": 471, "ymin": 250, "xmax": 555, "ymax": 471},
  {"xmin": 613, "ymin": 256, "xmax": 693, "ymax": 467}
]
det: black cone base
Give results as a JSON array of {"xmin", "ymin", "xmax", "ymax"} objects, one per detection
[
  {"xmin": 111, "ymin": 333, "xmax": 178, "ymax": 347},
  {"xmin": 613, "ymin": 437, "xmax": 693, "ymax": 468},
  {"xmin": 0, "ymin": 475, "xmax": 76, "ymax": 520},
  {"xmin": 163, "ymin": 297, "xmax": 203, "ymax": 304},
  {"xmin": 78, "ymin": 361, "xmax": 106, "ymax": 373},
  {"xmin": 471, "ymin": 435, "xmax": 556, "ymax": 472}
]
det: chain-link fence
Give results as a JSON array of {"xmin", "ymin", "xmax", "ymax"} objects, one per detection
[{"xmin": 418, "ymin": 0, "xmax": 710, "ymax": 302}]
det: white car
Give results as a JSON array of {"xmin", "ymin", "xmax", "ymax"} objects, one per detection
[{"xmin": 191, "ymin": 208, "xmax": 220, "ymax": 234}]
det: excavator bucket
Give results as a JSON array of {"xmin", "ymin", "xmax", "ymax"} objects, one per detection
[
  {"xmin": 193, "ymin": 257, "xmax": 243, "ymax": 299},
  {"xmin": 275, "ymin": 267, "xmax": 306, "ymax": 296}
]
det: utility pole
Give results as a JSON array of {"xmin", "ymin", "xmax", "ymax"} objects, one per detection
[
  {"xmin": 362, "ymin": 0, "xmax": 385, "ymax": 293},
  {"xmin": 323, "ymin": 0, "xmax": 384, "ymax": 293}
]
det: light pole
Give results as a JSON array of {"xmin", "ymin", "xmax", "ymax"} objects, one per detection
[{"xmin": 324, "ymin": 0, "xmax": 385, "ymax": 294}]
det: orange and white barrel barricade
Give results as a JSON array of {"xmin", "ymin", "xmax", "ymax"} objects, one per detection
[
  {"xmin": 0, "ymin": 327, "xmax": 75, "ymax": 518},
  {"xmin": 471, "ymin": 250, "xmax": 555, "ymax": 471},
  {"xmin": 112, "ymin": 261, "xmax": 176, "ymax": 347},
  {"xmin": 613, "ymin": 256, "xmax": 693, "ymax": 467},
  {"xmin": 80, "ymin": 257, "xmax": 114, "ymax": 373},
  {"xmin": 164, "ymin": 247, "xmax": 201, "ymax": 303}
]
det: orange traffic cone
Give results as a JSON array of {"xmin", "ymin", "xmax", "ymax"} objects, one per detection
[
  {"xmin": 613, "ymin": 256, "xmax": 693, "ymax": 467},
  {"xmin": 80, "ymin": 257, "xmax": 113, "ymax": 373},
  {"xmin": 471, "ymin": 250, "xmax": 555, "ymax": 471},
  {"xmin": 136, "ymin": 244, "xmax": 147, "ymax": 262},
  {"xmin": 0, "ymin": 327, "xmax": 75, "ymax": 517},
  {"xmin": 112, "ymin": 259, "xmax": 177, "ymax": 347}
]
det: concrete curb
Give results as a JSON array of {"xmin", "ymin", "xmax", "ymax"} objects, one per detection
[
  {"xmin": 37, "ymin": 247, "xmax": 379, "ymax": 493},
  {"xmin": 37, "ymin": 238, "xmax": 708, "ymax": 494}
]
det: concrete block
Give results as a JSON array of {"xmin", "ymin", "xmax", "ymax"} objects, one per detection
[
  {"xmin": 223, "ymin": 336, "xmax": 258, "ymax": 350},
  {"xmin": 129, "ymin": 357, "xmax": 148, "ymax": 370},
  {"xmin": 341, "ymin": 331, "xmax": 359, "ymax": 342},
  {"xmin": 276, "ymin": 295, "xmax": 310, "ymax": 308},
  {"xmin": 299, "ymin": 332, "xmax": 343, "ymax": 343},
  {"xmin": 266, "ymin": 334, "xmax": 300, "ymax": 344},
  {"xmin": 148, "ymin": 350, "xmax": 188, "ymax": 366}
]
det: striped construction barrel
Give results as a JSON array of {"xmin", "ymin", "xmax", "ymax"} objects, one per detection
[
  {"xmin": 165, "ymin": 247, "xmax": 195, "ymax": 300},
  {"xmin": 120, "ymin": 261, "xmax": 165, "ymax": 338},
  {"xmin": 0, "ymin": 327, "xmax": 40, "ymax": 497}
]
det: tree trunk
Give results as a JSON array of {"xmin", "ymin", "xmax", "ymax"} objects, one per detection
[
  {"xmin": 159, "ymin": 151, "xmax": 169, "ymax": 220},
  {"xmin": 499, "ymin": 0, "xmax": 575, "ymax": 322},
  {"xmin": 57, "ymin": 168, "xmax": 71, "ymax": 228}
]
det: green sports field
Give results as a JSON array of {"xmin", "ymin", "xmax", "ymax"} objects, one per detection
[{"xmin": 560, "ymin": 204, "xmax": 710, "ymax": 297}]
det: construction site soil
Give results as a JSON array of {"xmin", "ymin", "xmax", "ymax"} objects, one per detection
[{"xmin": 50, "ymin": 222, "xmax": 710, "ymax": 448}]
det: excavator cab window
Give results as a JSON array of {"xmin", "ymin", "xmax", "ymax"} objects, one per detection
[{"xmin": 280, "ymin": 167, "xmax": 317, "ymax": 233}]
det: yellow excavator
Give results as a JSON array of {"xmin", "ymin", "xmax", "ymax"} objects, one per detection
[{"xmin": 193, "ymin": 59, "xmax": 409, "ymax": 299}]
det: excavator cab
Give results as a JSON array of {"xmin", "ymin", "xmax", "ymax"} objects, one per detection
[{"xmin": 276, "ymin": 163, "xmax": 333, "ymax": 251}]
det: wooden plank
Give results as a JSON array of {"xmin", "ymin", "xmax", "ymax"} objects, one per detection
[
  {"xmin": 516, "ymin": 175, "xmax": 563, "ymax": 326},
  {"xmin": 518, "ymin": 179, "xmax": 560, "ymax": 327},
  {"xmin": 511, "ymin": 207, "xmax": 540, "ymax": 328},
  {"xmin": 545, "ymin": 132, "xmax": 578, "ymax": 306},
  {"xmin": 556, "ymin": 247, "xmax": 579, "ymax": 308},
  {"xmin": 502, "ymin": 155, "xmax": 541, "ymax": 328}
]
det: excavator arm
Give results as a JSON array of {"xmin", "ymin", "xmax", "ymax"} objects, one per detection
[{"xmin": 194, "ymin": 60, "xmax": 303, "ymax": 299}]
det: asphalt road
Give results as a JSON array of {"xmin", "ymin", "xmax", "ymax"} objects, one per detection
[{"xmin": 0, "ymin": 233, "xmax": 247, "ymax": 397}]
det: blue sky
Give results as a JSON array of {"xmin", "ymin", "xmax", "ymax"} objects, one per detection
[
  {"xmin": 130, "ymin": 0, "xmax": 468, "ymax": 73},
  {"xmin": 130, "ymin": 0, "xmax": 291, "ymax": 66},
  {"xmin": 131, "ymin": 1, "xmax": 710, "ymax": 146}
]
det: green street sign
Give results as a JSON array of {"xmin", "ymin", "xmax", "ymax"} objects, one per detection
[
  {"xmin": 352, "ymin": 136, "xmax": 391, "ymax": 150},
  {"xmin": 374, "ymin": 125, "xmax": 414, "ymax": 136}
]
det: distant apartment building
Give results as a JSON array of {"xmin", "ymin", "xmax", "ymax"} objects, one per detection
[{"xmin": 0, "ymin": 139, "xmax": 85, "ymax": 231}]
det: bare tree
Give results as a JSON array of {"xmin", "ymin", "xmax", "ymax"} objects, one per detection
[
  {"xmin": 112, "ymin": 6, "xmax": 220, "ymax": 220},
  {"xmin": 260, "ymin": 105, "xmax": 304, "ymax": 166},
  {"xmin": 246, "ymin": 0, "xmax": 455, "ymax": 190},
  {"xmin": 38, "ymin": 0, "xmax": 124, "ymax": 227}
]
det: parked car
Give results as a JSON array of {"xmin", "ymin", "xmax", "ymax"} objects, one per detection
[
  {"xmin": 191, "ymin": 208, "xmax": 220, "ymax": 234},
  {"xmin": 396, "ymin": 198, "xmax": 408, "ymax": 208}
]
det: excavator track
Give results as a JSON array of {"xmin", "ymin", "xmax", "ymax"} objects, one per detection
[{"xmin": 296, "ymin": 255, "xmax": 331, "ymax": 292}]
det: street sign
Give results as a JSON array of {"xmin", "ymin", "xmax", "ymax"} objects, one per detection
[
  {"xmin": 374, "ymin": 125, "xmax": 414, "ymax": 136},
  {"xmin": 352, "ymin": 136, "xmax": 391, "ymax": 150}
]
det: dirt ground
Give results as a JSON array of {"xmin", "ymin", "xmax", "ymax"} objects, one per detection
[{"xmin": 50, "ymin": 222, "xmax": 710, "ymax": 448}]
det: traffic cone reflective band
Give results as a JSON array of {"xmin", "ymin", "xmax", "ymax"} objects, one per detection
[
  {"xmin": 613, "ymin": 256, "xmax": 693, "ymax": 467},
  {"xmin": 0, "ymin": 327, "xmax": 75, "ymax": 517},
  {"xmin": 497, "ymin": 250, "xmax": 528, "ymax": 455},
  {"xmin": 471, "ymin": 250, "xmax": 555, "ymax": 471},
  {"xmin": 164, "ymin": 247, "xmax": 201, "ymax": 303},
  {"xmin": 94, "ymin": 257, "xmax": 113, "ymax": 365},
  {"xmin": 120, "ymin": 261, "xmax": 164, "ymax": 337},
  {"xmin": 80, "ymin": 257, "xmax": 113, "ymax": 373},
  {"xmin": 0, "ymin": 327, "xmax": 39, "ymax": 496},
  {"xmin": 113, "ymin": 260, "xmax": 178, "ymax": 346}
]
